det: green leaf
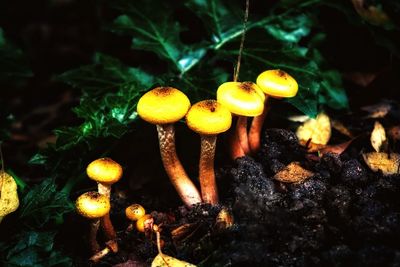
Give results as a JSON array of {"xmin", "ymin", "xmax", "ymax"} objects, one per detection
[
  {"xmin": 185, "ymin": 0, "xmax": 245, "ymax": 47},
  {"xmin": 0, "ymin": 28, "xmax": 33, "ymax": 86},
  {"xmin": 264, "ymin": 13, "xmax": 313, "ymax": 43},
  {"xmin": 109, "ymin": 1, "xmax": 206, "ymax": 74},
  {"xmin": 18, "ymin": 178, "xmax": 74, "ymax": 228},
  {"xmin": 0, "ymin": 231, "xmax": 72, "ymax": 267}
]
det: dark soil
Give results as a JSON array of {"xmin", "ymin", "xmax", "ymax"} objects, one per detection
[{"xmin": 65, "ymin": 102, "xmax": 400, "ymax": 267}]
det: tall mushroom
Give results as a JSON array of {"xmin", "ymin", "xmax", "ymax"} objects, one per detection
[
  {"xmin": 86, "ymin": 158, "xmax": 122, "ymax": 249},
  {"xmin": 248, "ymin": 69, "xmax": 298, "ymax": 153},
  {"xmin": 137, "ymin": 87, "xmax": 202, "ymax": 207},
  {"xmin": 216, "ymin": 81, "xmax": 265, "ymax": 159},
  {"xmin": 186, "ymin": 100, "xmax": 232, "ymax": 204},
  {"xmin": 75, "ymin": 191, "xmax": 111, "ymax": 254}
]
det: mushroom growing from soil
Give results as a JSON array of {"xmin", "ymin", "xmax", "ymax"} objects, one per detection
[
  {"xmin": 249, "ymin": 69, "xmax": 298, "ymax": 153},
  {"xmin": 86, "ymin": 158, "xmax": 122, "ymax": 248},
  {"xmin": 137, "ymin": 87, "xmax": 202, "ymax": 207},
  {"xmin": 186, "ymin": 100, "xmax": 232, "ymax": 204},
  {"xmin": 75, "ymin": 191, "xmax": 111, "ymax": 254},
  {"xmin": 125, "ymin": 203, "xmax": 146, "ymax": 231},
  {"xmin": 217, "ymin": 81, "xmax": 265, "ymax": 159}
]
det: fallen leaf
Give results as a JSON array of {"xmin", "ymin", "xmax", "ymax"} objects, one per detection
[
  {"xmin": 319, "ymin": 139, "xmax": 355, "ymax": 156},
  {"xmin": 343, "ymin": 72, "xmax": 377, "ymax": 87},
  {"xmin": 362, "ymin": 152, "xmax": 400, "ymax": 176},
  {"xmin": 215, "ymin": 207, "xmax": 234, "ymax": 230},
  {"xmin": 362, "ymin": 103, "xmax": 391, "ymax": 118},
  {"xmin": 351, "ymin": 0, "xmax": 391, "ymax": 25},
  {"xmin": 171, "ymin": 223, "xmax": 198, "ymax": 242},
  {"xmin": 151, "ymin": 253, "xmax": 196, "ymax": 267},
  {"xmin": 273, "ymin": 162, "xmax": 314, "ymax": 183},
  {"xmin": 388, "ymin": 126, "xmax": 400, "ymax": 141},
  {"xmin": 331, "ymin": 120, "xmax": 354, "ymax": 138},
  {"xmin": 0, "ymin": 171, "xmax": 20, "ymax": 223},
  {"xmin": 296, "ymin": 112, "xmax": 331, "ymax": 146},
  {"xmin": 370, "ymin": 121, "xmax": 387, "ymax": 152}
]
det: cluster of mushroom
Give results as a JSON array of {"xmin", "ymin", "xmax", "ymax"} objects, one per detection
[
  {"xmin": 137, "ymin": 69, "xmax": 298, "ymax": 207},
  {"xmin": 75, "ymin": 158, "xmax": 123, "ymax": 260}
]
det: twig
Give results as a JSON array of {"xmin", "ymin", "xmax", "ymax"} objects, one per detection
[{"xmin": 233, "ymin": 0, "xmax": 250, "ymax": 82}]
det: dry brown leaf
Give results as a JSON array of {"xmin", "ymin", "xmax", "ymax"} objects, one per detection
[
  {"xmin": 362, "ymin": 152, "xmax": 400, "ymax": 176},
  {"xmin": 319, "ymin": 139, "xmax": 355, "ymax": 156},
  {"xmin": 273, "ymin": 162, "xmax": 314, "ymax": 183},
  {"xmin": 151, "ymin": 253, "xmax": 196, "ymax": 267},
  {"xmin": 388, "ymin": 126, "xmax": 400, "ymax": 141},
  {"xmin": 370, "ymin": 121, "xmax": 387, "ymax": 152},
  {"xmin": 171, "ymin": 223, "xmax": 198, "ymax": 242},
  {"xmin": 296, "ymin": 112, "xmax": 331, "ymax": 146},
  {"xmin": 362, "ymin": 103, "xmax": 391, "ymax": 118},
  {"xmin": 331, "ymin": 120, "xmax": 354, "ymax": 138},
  {"xmin": 343, "ymin": 72, "xmax": 377, "ymax": 87},
  {"xmin": 0, "ymin": 171, "xmax": 20, "ymax": 223}
]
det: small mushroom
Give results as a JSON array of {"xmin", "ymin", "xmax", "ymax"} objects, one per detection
[
  {"xmin": 249, "ymin": 69, "xmax": 298, "ymax": 153},
  {"xmin": 217, "ymin": 81, "xmax": 265, "ymax": 159},
  {"xmin": 86, "ymin": 158, "xmax": 122, "ymax": 247},
  {"xmin": 186, "ymin": 100, "xmax": 232, "ymax": 204},
  {"xmin": 137, "ymin": 87, "xmax": 202, "ymax": 207},
  {"xmin": 75, "ymin": 191, "xmax": 110, "ymax": 253},
  {"xmin": 125, "ymin": 203, "xmax": 146, "ymax": 231}
]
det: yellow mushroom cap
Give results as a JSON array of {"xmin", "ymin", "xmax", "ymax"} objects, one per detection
[
  {"xmin": 216, "ymin": 82, "xmax": 265, "ymax": 117},
  {"xmin": 125, "ymin": 204, "xmax": 146, "ymax": 221},
  {"xmin": 256, "ymin": 69, "xmax": 298, "ymax": 98},
  {"xmin": 75, "ymin": 191, "xmax": 110, "ymax": 219},
  {"xmin": 136, "ymin": 214, "xmax": 153, "ymax": 232},
  {"xmin": 137, "ymin": 87, "xmax": 191, "ymax": 125},
  {"xmin": 86, "ymin": 158, "xmax": 123, "ymax": 185},
  {"xmin": 186, "ymin": 100, "xmax": 232, "ymax": 135}
]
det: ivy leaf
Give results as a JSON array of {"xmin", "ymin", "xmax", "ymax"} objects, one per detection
[
  {"xmin": 264, "ymin": 13, "xmax": 313, "ymax": 43},
  {"xmin": 18, "ymin": 178, "xmax": 73, "ymax": 228},
  {"xmin": 185, "ymin": 0, "xmax": 245, "ymax": 48},
  {"xmin": 109, "ymin": 0, "xmax": 206, "ymax": 74},
  {"xmin": 0, "ymin": 28, "xmax": 32, "ymax": 86},
  {"xmin": 0, "ymin": 231, "xmax": 72, "ymax": 267}
]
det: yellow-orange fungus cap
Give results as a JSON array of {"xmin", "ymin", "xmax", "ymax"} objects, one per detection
[
  {"xmin": 256, "ymin": 69, "xmax": 298, "ymax": 98},
  {"xmin": 216, "ymin": 82, "xmax": 265, "ymax": 117},
  {"xmin": 136, "ymin": 214, "xmax": 153, "ymax": 232},
  {"xmin": 75, "ymin": 191, "xmax": 110, "ymax": 219},
  {"xmin": 125, "ymin": 204, "xmax": 146, "ymax": 221},
  {"xmin": 137, "ymin": 87, "xmax": 191, "ymax": 125},
  {"xmin": 186, "ymin": 100, "xmax": 232, "ymax": 135},
  {"xmin": 86, "ymin": 158, "xmax": 123, "ymax": 185}
]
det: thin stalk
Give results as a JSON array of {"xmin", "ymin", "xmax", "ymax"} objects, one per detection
[
  {"xmin": 157, "ymin": 124, "xmax": 202, "ymax": 207},
  {"xmin": 89, "ymin": 219, "xmax": 101, "ymax": 254},
  {"xmin": 97, "ymin": 183, "xmax": 117, "ymax": 249}
]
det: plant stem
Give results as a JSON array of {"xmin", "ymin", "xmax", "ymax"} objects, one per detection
[
  {"xmin": 199, "ymin": 135, "xmax": 218, "ymax": 205},
  {"xmin": 157, "ymin": 124, "xmax": 202, "ymax": 207}
]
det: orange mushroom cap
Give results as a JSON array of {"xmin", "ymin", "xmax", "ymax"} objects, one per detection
[
  {"xmin": 256, "ymin": 69, "xmax": 298, "ymax": 98},
  {"xmin": 216, "ymin": 82, "xmax": 265, "ymax": 117},
  {"xmin": 186, "ymin": 100, "xmax": 232, "ymax": 135},
  {"xmin": 137, "ymin": 87, "xmax": 191, "ymax": 125},
  {"xmin": 86, "ymin": 158, "xmax": 123, "ymax": 185},
  {"xmin": 75, "ymin": 191, "xmax": 110, "ymax": 219}
]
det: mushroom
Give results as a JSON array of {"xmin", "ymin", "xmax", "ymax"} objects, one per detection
[
  {"xmin": 186, "ymin": 100, "xmax": 232, "ymax": 204},
  {"xmin": 216, "ymin": 81, "xmax": 265, "ymax": 159},
  {"xmin": 86, "ymin": 158, "xmax": 122, "ymax": 247},
  {"xmin": 75, "ymin": 191, "xmax": 110, "ymax": 253},
  {"xmin": 125, "ymin": 203, "xmax": 146, "ymax": 231},
  {"xmin": 248, "ymin": 69, "xmax": 298, "ymax": 153},
  {"xmin": 137, "ymin": 87, "xmax": 202, "ymax": 207}
]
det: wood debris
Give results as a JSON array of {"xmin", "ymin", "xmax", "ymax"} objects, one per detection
[{"xmin": 273, "ymin": 162, "xmax": 314, "ymax": 183}]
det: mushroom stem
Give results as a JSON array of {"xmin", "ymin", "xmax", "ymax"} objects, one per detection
[
  {"xmin": 230, "ymin": 126, "xmax": 245, "ymax": 160},
  {"xmin": 199, "ymin": 135, "xmax": 219, "ymax": 204},
  {"xmin": 236, "ymin": 116, "xmax": 250, "ymax": 155},
  {"xmin": 89, "ymin": 219, "xmax": 101, "ymax": 254},
  {"xmin": 97, "ymin": 184, "xmax": 118, "ymax": 247},
  {"xmin": 156, "ymin": 124, "xmax": 202, "ymax": 207},
  {"xmin": 248, "ymin": 97, "xmax": 269, "ymax": 154}
]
